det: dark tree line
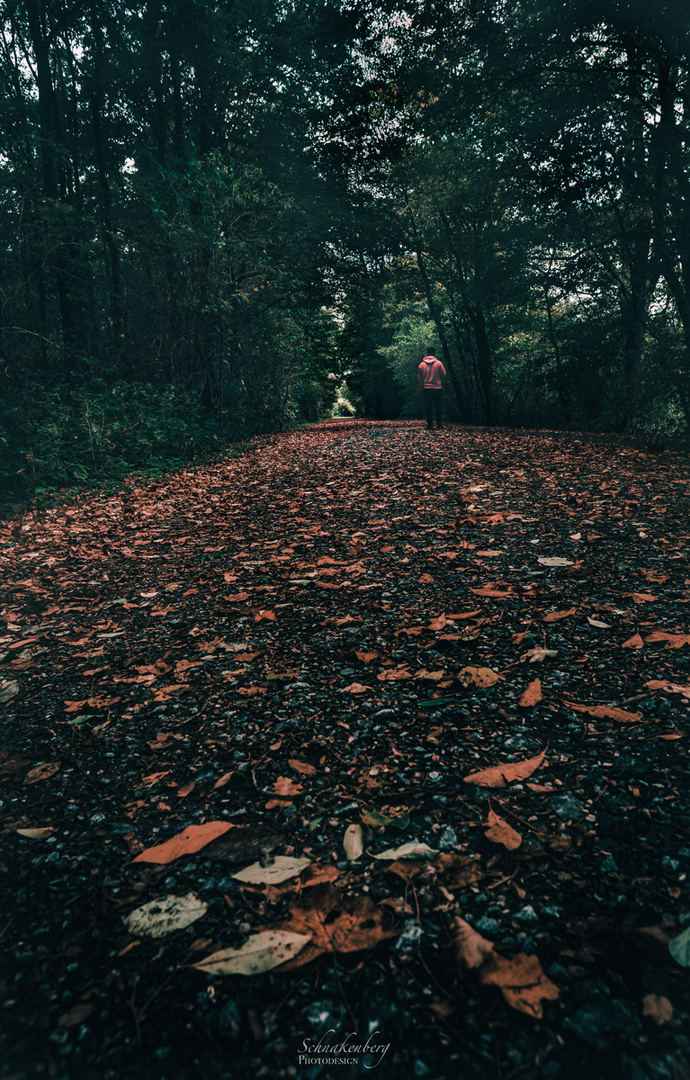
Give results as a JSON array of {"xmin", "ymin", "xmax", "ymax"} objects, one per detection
[{"xmin": 1, "ymin": 0, "xmax": 689, "ymax": 506}]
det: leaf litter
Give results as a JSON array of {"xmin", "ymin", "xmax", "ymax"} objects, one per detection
[{"xmin": 1, "ymin": 420, "xmax": 690, "ymax": 1078}]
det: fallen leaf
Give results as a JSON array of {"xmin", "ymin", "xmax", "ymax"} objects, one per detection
[
  {"xmin": 16, "ymin": 827, "xmax": 55, "ymax": 840},
  {"xmin": 233, "ymin": 856, "xmax": 311, "ymax": 885},
  {"xmin": 642, "ymin": 994, "xmax": 673, "ymax": 1024},
  {"xmin": 621, "ymin": 633, "xmax": 644, "ymax": 649},
  {"xmin": 644, "ymin": 631, "xmax": 690, "ymax": 649},
  {"xmin": 133, "ymin": 821, "xmax": 234, "ymax": 864},
  {"xmin": 271, "ymin": 883, "xmax": 400, "ymax": 970},
  {"xmin": 288, "ymin": 759, "xmax": 317, "ymax": 776},
  {"xmin": 371, "ymin": 841, "xmax": 438, "ymax": 860},
  {"xmin": 192, "ymin": 931, "xmax": 312, "ymax": 976},
  {"xmin": 360, "ymin": 809, "xmax": 411, "ymax": 830},
  {"xmin": 538, "ymin": 556, "xmax": 574, "ymax": 567},
  {"xmin": 343, "ymin": 824, "xmax": 364, "ymax": 861},
  {"xmin": 123, "ymin": 893, "xmax": 208, "ymax": 939},
  {"xmin": 459, "ymin": 666, "xmax": 501, "ymax": 688},
  {"xmin": 452, "ymin": 916, "xmax": 559, "ymax": 1018},
  {"xmin": 567, "ymin": 703, "xmax": 643, "ymax": 723},
  {"xmin": 24, "ymin": 762, "xmax": 60, "ymax": 785},
  {"xmin": 464, "ymin": 749, "xmax": 546, "ymax": 789},
  {"xmin": 0, "ymin": 680, "xmax": 20, "ymax": 702},
  {"xmin": 542, "ymin": 609, "xmax": 576, "ymax": 622},
  {"xmin": 484, "ymin": 809, "xmax": 522, "ymax": 850},
  {"xmin": 518, "ymin": 679, "xmax": 542, "ymax": 708},
  {"xmin": 669, "ymin": 926, "xmax": 690, "ymax": 967},
  {"xmin": 587, "ymin": 616, "xmax": 611, "ymax": 628},
  {"xmin": 340, "ymin": 682, "xmax": 369, "ymax": 694}
]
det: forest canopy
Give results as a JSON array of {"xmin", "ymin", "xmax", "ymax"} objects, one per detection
[{"xmin": 2, "ymin": 0, "xmax": 690, "ymax": 506}]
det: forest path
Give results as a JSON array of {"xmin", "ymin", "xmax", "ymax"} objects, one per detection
[{"xmin": 1, "ymin": 421, "xmax": 690, "ymax": 1079}]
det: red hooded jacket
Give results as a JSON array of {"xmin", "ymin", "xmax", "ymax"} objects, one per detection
[{"xmin": 418, "ymin": 355, "xmax": 446, "ymax": 390}]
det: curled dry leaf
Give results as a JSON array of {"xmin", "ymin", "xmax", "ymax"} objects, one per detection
[
  {"xmin": 484, "ymin": 809, "xmax": 522, "ymax": 850},
  {"xmin": 343, "ymin": 824, "xmax": 364, "ymax": 861},
  {"xmin": 518, "ymin": 678, "xmax": 542, "ymax": 708},
  {"xmin": 133, "ymin": 821, "xmax": 234, "ymax": 864},
  {"xmin": 124, "ymin": 893, "xmax": 208, "ymax": 939},
  {"xmin": 587, "ymin": 616, "xmax": 611, "ymax": 628},
  {"xmin": 193, "ymin": 931, "xmax": 312, "ymax": 976},
  {"xmin": 464, "ymin": 749, "xmax": 546, "ymax": 789},
  {"xmin": 233, "ymin": 855, "xmax": 311, "ymax": 886}
]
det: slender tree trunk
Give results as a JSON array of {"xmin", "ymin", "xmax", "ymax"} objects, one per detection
[
  {"xmin": 414, "ymin": 248, "xmax": 470, "ymax": 421},
  {"xmin": 91, "ymin": 5, "xmax": 123, "ymax": 350}
]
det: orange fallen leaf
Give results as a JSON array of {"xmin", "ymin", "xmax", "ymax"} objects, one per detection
[
  {"xmin": 355, "ymin": 651, "xmax": 379, "ymax": 663},
  {"xmin": 340, "ymin": 682, "xmax": 369, "ymax": 694},
  {"xmin": 542, "ymin": 609, "xmax": 576, "ymax": 622},
  {"xmin": 642, "ymin": 994, "xmax": 673, "ymax": 1024},
  {"xmin": 289, "ymin": 759, "xmax": 317, "ymax": 776},
  {"xmin": 273, "ymin": 776, "xmax": 303, "ymax": 796},
  {"xmin": 464, "ymin": 749, "xmax": 546, "ymax": 789},
  {"xmin": 459, "ymin": 666, "xmax": 501, "ymax": 688},
  {"xmin": 484, "ymin": 809, "xmax": 522, "ymax": 850},
  {"xmin": 621, "ymin": 633, "xmax": 644, "ymax": 649},
  {"xmin": 377, "ymin": 666, "xmax": 413, "ymax": 681},
  {"xmin": 644, "ymin": 631, "xmax": 690, "ymax": 649},
  {"xmin": 418, "ymin": 573, "xmax": 434, "ymax": 584},
  {"xmin": 518, "ymin": 679, "xmax": 542, "ymax": 708},
  {"xmin": 567, "ymin": 703, "xmax": 643, "ymax": 723},
  {"xmin": 254, "ymin": 610, "xmax": 276, "ymax": 622},
  {"xmin": 133, "ymin": 821, "xmax": 234, "ymax": 864},
  {"xmin": 469, "ymin": 585, "xmax": 513, "ymax": 598},
  {"xmin": 176, "ymin": 781, "xmax": 195, "ymax": 798},
  {"xmin": 272, "ymin": 883, "xmax": 400, "ymax": 971},
  {"xmin": 644, "ymin": 680, "xmax": 690, "ymax": 699},
  {"xmin": 452, "ymin": 916, "xmax": 558, "ymax": 1018}
]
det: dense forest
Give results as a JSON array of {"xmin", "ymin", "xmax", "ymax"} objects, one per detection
[{"xmin": 2, "ymin": 0, "xmax": 690, "ymax": 507}]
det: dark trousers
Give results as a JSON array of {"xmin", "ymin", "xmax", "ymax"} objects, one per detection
[{"xmin": 423, "ymin": 388, "xmax": 443, "ymax": 428}]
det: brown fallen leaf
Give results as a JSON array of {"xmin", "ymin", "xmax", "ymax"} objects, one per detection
[
  {"xmin": 644, "ymin": 680, "xmax": 690, "ymax": 699},
  {"xmin": 24, "ymin": 762, "xmax": 60, "ymax": 785},
  {"xmin": 518, "ymin": 678, "xmax": 542, "ymax": 708},
  {"xmin": 452, "ymin": 916, "xmax": 559, "ymax": 1018},
  {"xmin": 271, "ymin": 883, "xmax": 400, "ymax": 971},
  {"xmin": 459, "ymin": 666, "xmax": 501, "ymax": 688},
  {"xmin": 133, "ymin": 821, "xmax": 235, "ymax": 864},
  {"xmin": 642, "ymin": 994, "xmax": 673, "ymax": 1024},
  {"xmin": 621, "ymin": 633, "xmax": 644, "ymax": 649},
  {"xmin": 644, "ymin": 631, "xmax": 690, "ymax": 649},
  {"xmin": 484, "ymin": 809, "xmax": 522, "ymax": 850},
  {"xmin": 542, "ymin": 609, "xmax": 577, "ymax": 622},
  {"xmin": 288, "ymin": 759, "xmax": 317, "ymax": 776},
  {"xmin": 567, "ymin": 703, "xmax": 643, "ymax": 723},
  {"xmin": 464, "ymin": 749, "xmax": 546, "ymax": 789}
]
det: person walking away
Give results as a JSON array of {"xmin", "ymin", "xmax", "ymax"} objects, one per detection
[{"xmin": 418, "ymin": 351, "xmax": 446, "ymax": 430}]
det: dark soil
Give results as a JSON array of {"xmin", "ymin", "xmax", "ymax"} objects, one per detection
[{"xmin": 1, "ymin": 421, "xmax": 690, "ymax": 1080}]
